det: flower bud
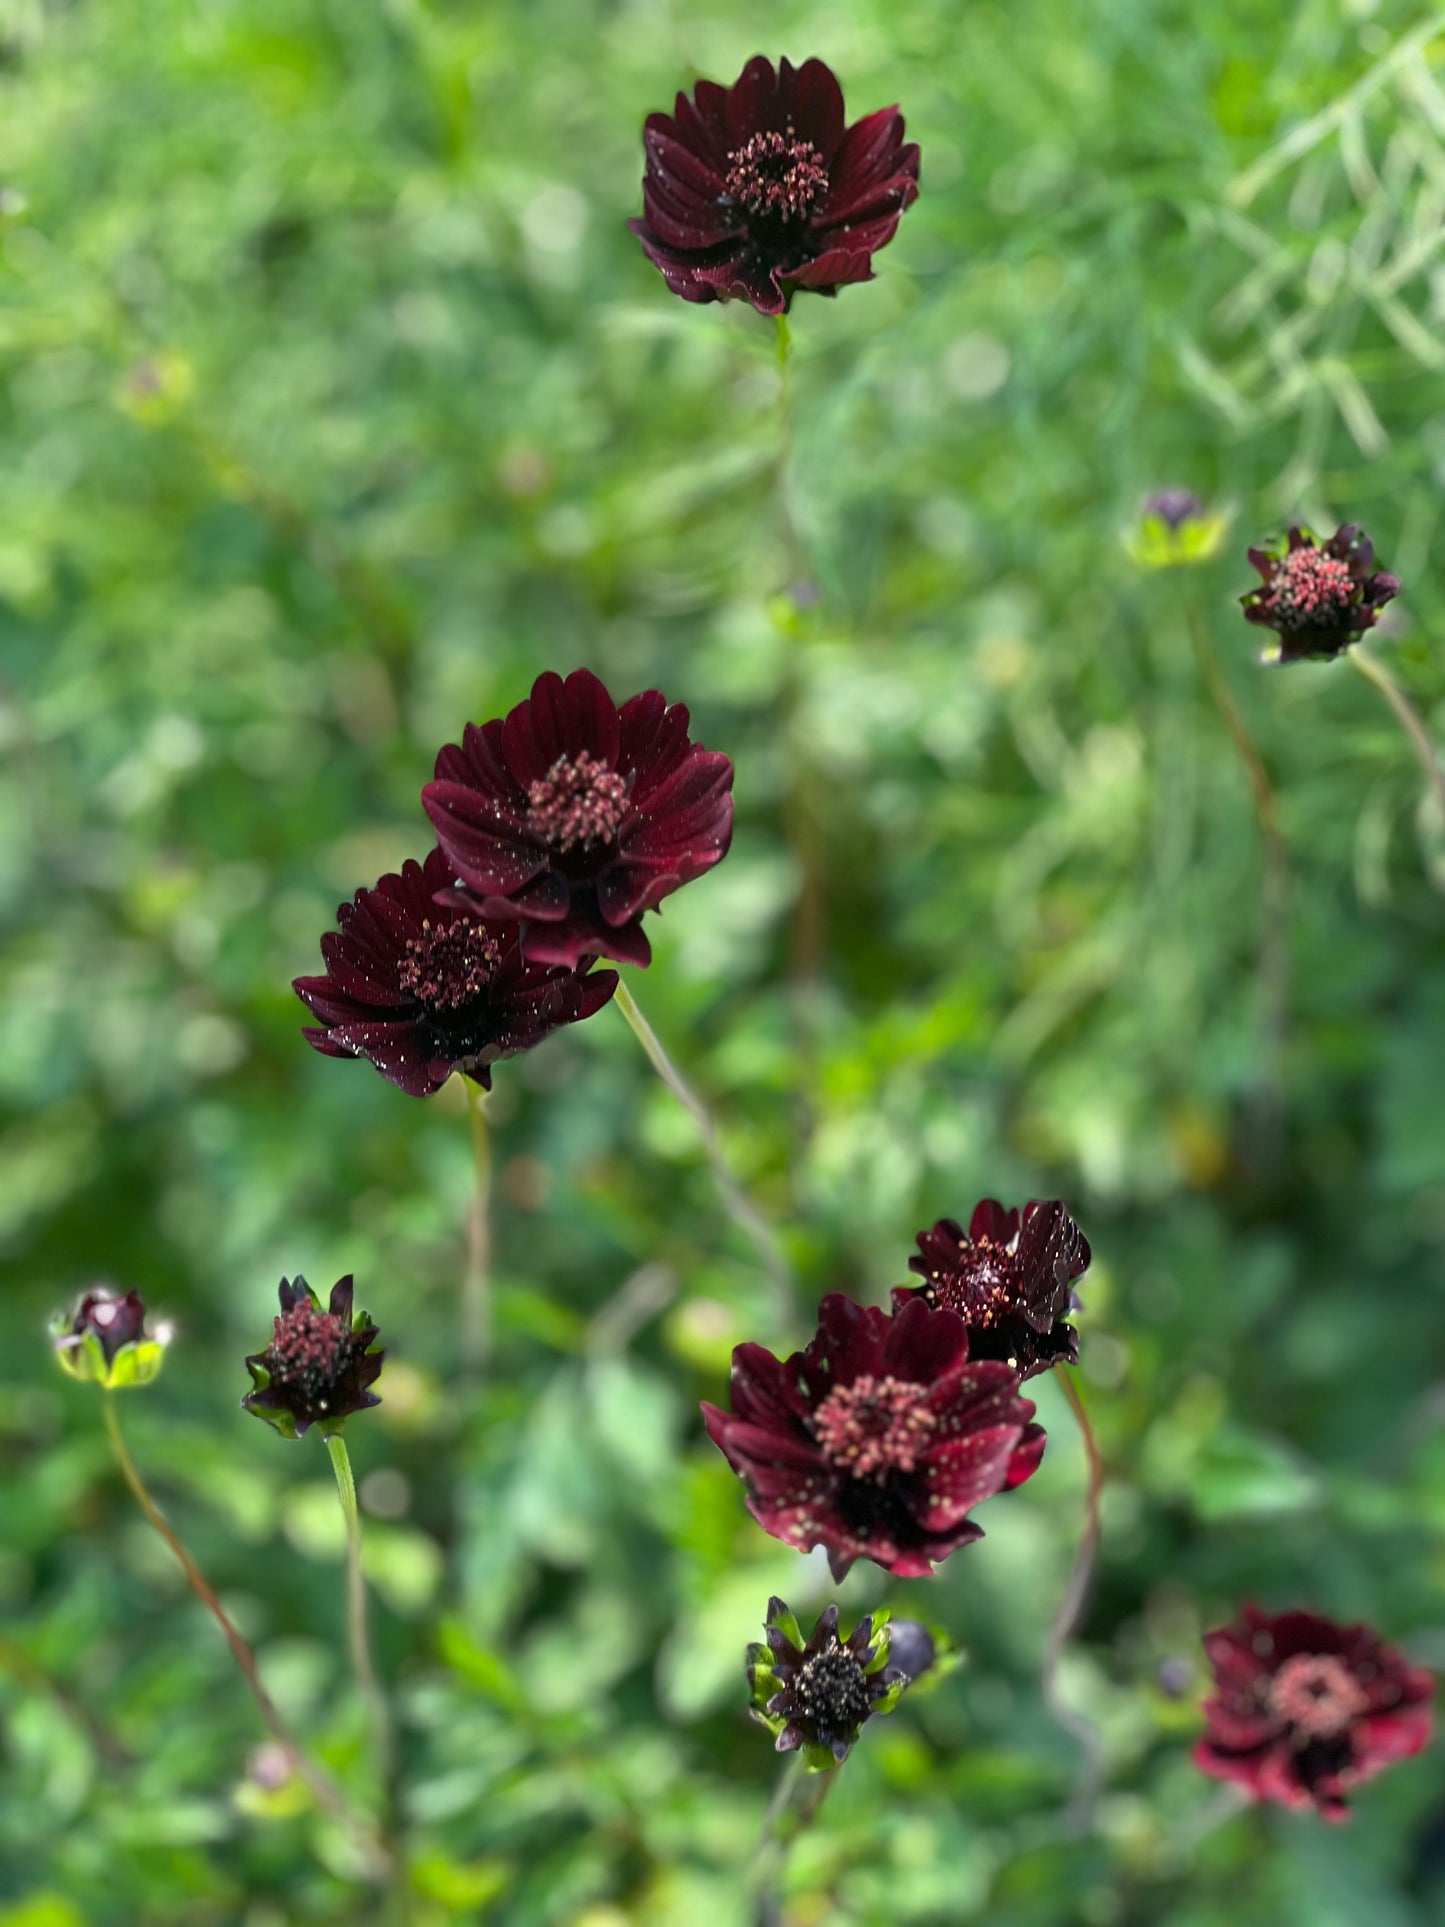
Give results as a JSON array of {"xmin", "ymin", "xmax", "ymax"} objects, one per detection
[{"xmin": 50, "ymin": 1287, "xmax": 169, "ymax": 1390}]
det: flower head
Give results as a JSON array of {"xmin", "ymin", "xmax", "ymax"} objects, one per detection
[
  {"xmin": 894, "ymin": 1199, "xmax": 1091, "ymax": 1381},
  {"xmin": 51, "ymin": 1286, "xmax": 169, "ymax": 1389},
  {"xmin": 1195, "ymin": 1604, "xmax": 1434, "ymax": 1821},
  {"xmin": 241, "ymin": 1276, "xmax": 383, "ymax": 1439},
  {"xmin": 293, "ymin": 846, "xmax": 619, "ymax": 1095},
  {"xmin": 628, "ymin": 55, "xmax": 919, "ymax": 316},
  {"xmin": 702, "ymin": 1293, "xmax": 1045, "ymax": 1581},
  {"xmin": 747, "ymin": 1598, "xmax": 907, "ymax": 1767},
  {"xmin": 1241, "ymin": 524, "xmax": 1400, "ymax": 662},
  {"xmin": 422, "ymin": 669, "xmax": 734, "ymax": 969}
]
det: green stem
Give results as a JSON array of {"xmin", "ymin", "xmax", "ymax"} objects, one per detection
[
  {"xmin": 101, "ymin": 1397, "xmax": 390, "ymax": 1877},
  {"xmin": 1348, "ymin": 645, "xmax": 1445, "ymax": 822},
  {"xmin": 1040, "ymin": 1369, "xmax": 1107, "ymax": 1833},
  {"xmin": 461, "ymin": 1078, "xmax": 492, "ymax": 1370},
  {"xmin": 747, "ymin": 1753, "xmax": 838, "ymax": 1926},
  {"xmin": 612, "ymin": 979, "xmax": 795, "ymax": 1316},
  {"xmin": 326, "ymin": 1432, "xmax": 394, "ymax": 1793}
]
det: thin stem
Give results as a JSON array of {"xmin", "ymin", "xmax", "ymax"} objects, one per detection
[
  {"xmin": 747, "ymin": 1754, "xmax": 838, "ymax": 1926},
  {"xmin": 772, "ymin": 311, "xmax": 807, "ymax": 600},
  {"xmin": 1348, "ymin": 645, "xmax": 1445, "ymax": 822},
  {"xmin": 101, "ymin": 1397, "xmax": 390, "ymax": 1878},
  {"xmin": 461, "ymin": 1078, "xmax": 492, "ymax": 1370},
  {"xmin": 612, "ymin": 979, "xmax": 795, "ymax": 1317},
  {"xmin": 326, "ymin": 1432, "xmax": 395, "ymax": 1794},
  {"xmin": 1188, "ymin": 610, "xmax": 1291, "ymax": 1095},
  {"xmin": 1041, "ymin": 1369, "xmax": 1107, "ymax": 1834}
]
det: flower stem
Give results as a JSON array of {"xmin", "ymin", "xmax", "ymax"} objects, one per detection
[
  {"xmin": 1041, "ymin": 1368, "xmax": 1107, "ymax": 1834},
  {"xmin": 747, "ymin": 1753, "xmax": 838, "ymax": 1926},
  {"xmin": 101, "ymin": 1396, "xmax": 391, "ymax": 1878},
  {"xmin": 326, "ymin": 1431, "xmax": 395, "ymax": 1794},
  {"xmin": 1188, "ymin": 609, "xmax": 1290, "ymax": 1096},
  {"xmin": 461, "ymin": 1077, "xmax": 492, "ymax": 1370},
  {"xmin": 612, "ymin": 978, "xmax": 795, "ymax": 1317},
  {"xmin": 1348, "ymin": 645, "xmax": 1445, "ymax": 823}
]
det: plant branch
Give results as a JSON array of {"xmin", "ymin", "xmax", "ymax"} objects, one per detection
[
  {"xmin": 461, "ymin": 1077, "xmax": 493, "ymax": 1370},
  {"xmin": 1041, "ymin": 1368, "xmax": 1107, "ymax": 1834},
  {"xmin": 1348, "ymin": 645, "xmax": 1445, "ymax": 823},
  {"xmin": 748, "ymin": 1752, "xmax": 838, "ymax": 1926},
  {"xmin": 326, "ymin": 1432, "xmax": 395, "ymax": 1796}
]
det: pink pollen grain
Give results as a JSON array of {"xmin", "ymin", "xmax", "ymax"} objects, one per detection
[
  {"xmin": 724, "ymin": 131, "xmax": 829, "ymax": 222},
  {"xmin": 1269, "ymin": 548, "xmax": 1356, "ymax": 629},
  {"xmin": 811, "ymin": 1373, "xmax": 938, "ymax": 1481},
  {"xmin": 1269, "ymin": 1653, "xmax": 1369, "ymax": 1741},
  {"xmin": 399, "ymin": 918, "xmax": 501, "ymax": 1010},
  {"xmin": 526, "ymin": 752, "xmax": 628, "ymax": 853}
]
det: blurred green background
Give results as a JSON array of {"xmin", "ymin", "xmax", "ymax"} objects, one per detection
[{"xmin": 4, "ymin": 0, "xmax": 1445, "ymax": 1921}]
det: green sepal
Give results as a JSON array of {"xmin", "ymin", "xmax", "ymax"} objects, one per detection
[
  {"xmin": 860, "ymin": 1609, "xmax": 892, "ymax": 1673},
  {"xmin": 799, "ymin": 1743, "xmax": 840, "ymax": 1773},
  {"xmin": 107, "ymin": 1339, "xmax": 166, "ymax": 1388},
  {"xmin": 51, "ymin": 1321, "xmax": 166, "ymax": 1391},
  {"xmin": 763, "ymin": 1597, "xmax": 806, "ymax": 1651},
  {"xmin": 245, "ymin": 1399, "xmax": 300, "ymax": 1441},
  {"xmin": 1127, "ymin": 508, "xmax": 1230, "ymax": 571}
]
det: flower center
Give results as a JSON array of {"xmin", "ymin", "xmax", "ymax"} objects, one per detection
[
  {"xmin": 811, "ymin": 1374, "xmax": 938, "ymax": 1481},
  {"xmin": 724, "ymin": 130, "xmax": 828, "ymax": 223},
  {"xmin": 526, "ymin": 751, "xmax": 629, "ymax": 853},
  {"xmin": 1269, "ymin": 1653, "xmax": 1369, "ymax": 1741},
  {"xmin": 1270, "ymin": 548, "xmax": 1356, "ymax": 629},
  {"xmin": 398, "ymin": 919, "xmax": 501, "ymax": 1010},
  {"xmin": 267, "ymin": 1299, "xmax": 350, "ymax": 1402},
  {"xmin": 793, "ymin": 1643, "xmax": 872, "ymax": 1731},
  {"xmin": 922, "ymin": 1238, "xmax": 1023, "ymax": 1326}
]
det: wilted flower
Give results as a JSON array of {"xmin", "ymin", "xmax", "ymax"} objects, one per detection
[
  {"xmin": 1195, "ymin": 1604, "xmax": 1434, "ymax": 1821},
  {"xmin": 1241, "ymin": 524, "xmax": 1400, "ymax": 662},
  {"xmin": 293, "ymin": 847, "xmax": 619, "ymax": 1096},
  {"xmin": 894, "ymin": 1199, "xmax": 1091, "ymax": 1381},
  {"xmin": 628, "ymin": 55, "xmax": 919, "ymax": 316},
  {"xmin": 423, "ymin": 669, "xmax": 734, "ymax": 969},
  {"xmin": 1129, "ymin": 488, "xmax": 1229, "ymax": 570},
  {"xmin": 747, "ymin": 1598, "xmax": 907, "ymax": 1767},
  {"xmin": 241, "ymin": 1277, "xmax": 383, "ymax": 1439},
  {"xmin": 702, "ymin": 1293, "xmax": 1044, "ymax": 1580},
  {"xmin": 51, "ymin": 1287, "xmax": 168, "ymax": 1389}
]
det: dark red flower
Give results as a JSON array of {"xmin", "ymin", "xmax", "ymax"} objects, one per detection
[
  {"xmin": 50, "ymin": 1285, "xmax": 170, "ymax": 1389},
  {"xmin": 422, "ymin": 669, "xmax": 734, "ymax": 969},
  {"xmin": 293, "ymin": 847, "xmax": 618, "ymax": 1096},
  {"xmin": 747, "ymin": 1599, "xmax": 907, "ymax": 1765},
  {"xmin": 894, "ymin": 1199, "xmax": 1091, "ymax": 1381},
  {"xmin": 628, "ymin": 55, "xmax": 919, "ymax": 316},
  {"xmin": 702, "ymin": 1293, "xmax": 1045, "ymax": 1581},
  {"xmin": 242, "ymin": 1276, "xmax": 383, "ymax": 1439},
  {"xmin": 1195, "ymin": 1604, "xmax": 1434, "ymax": 1822},
  {"xmin": 1241, "ymin": 524, "xmax": 1400, "ymax": 663}
]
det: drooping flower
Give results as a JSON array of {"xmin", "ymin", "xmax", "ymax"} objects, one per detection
[
  {"xmin": 1241, "ymin": 524, "xmax": 1400, "ymax": 663},
  {"xmin": 1195, "ymin": 1604, "xmax": 1434, "ymax": 1822},
  {"xmin": 893, "ymin": 1199, "xmax": 1091, "ymax": 1381},
  {"xmin": 293, "ymin": 847, "xmax": 619, "ymax": 1096},
  {"xmin": 51, "ymin": 1286, "xmax": 169, "ymax": 1389},
  {"xmin": 422, "ymin": 669, "xmax": 734, "ymax": 969},
  {"xmin": 747, "ymin": 1598, "xmax": 907, "ymax": 1768},
  {"xmin": 628, "ymin": 55, "xmax": 919, "ymax": 316},
  {"xmin": 241, "ymin": 1277, "xmax": 383, "ymax": 1439},
  {"xmin": 702, "ymin": 1293, "xmax": 1044, "ymax": 1580}
]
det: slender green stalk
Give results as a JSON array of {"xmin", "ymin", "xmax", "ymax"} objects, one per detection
[
  {"xmin": 1041, "ymin": 1369, "xmax": 1107, "ymax": 1833},
  {"xmin": 612, "ymin": 979, "xmax": 795, "ymax": 1316},
  {"xmin": 747, "ymin": 1754, "xmax": 838, "ymax": 1926},
  {"xmin": 1348, "ymin": 645, "xmax": 1445, "ymax": 822},
  {"xmin": 461, "ymin": 1078, "xmax": 492, "ymax": 1369},
  {"xmin": 326, "ymin": 1432, "xmax": 394, "ymax": 1791},
  {"xmin": 101, "ymin": 1397, "xmax": 390, "ymax": 1878}
]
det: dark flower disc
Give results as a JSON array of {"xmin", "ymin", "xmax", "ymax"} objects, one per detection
[
  {"xmin": 894, "ymin": 1198, "xmax": 1091, "ymax": 1380},
  {"xmin": 241, "ymin": 1276, "xmax": 384, "ymax": 1439},
  {"xmin": 702, "ymin": 1293, "xmax": 1045, "ymax": 1580},
  {"xmin": 628, "ymin": 54, "xmax": 920, "ymax": 315},
  {"xmin": 747, "ymin": 1599, "xmax": 907, "ymax": 1764},
  {"xmin": 422, "ymin": 668, "xmax": 734, "ymax": 969},
  {"xmin": 293, "ymin": 846, "xmax": 619, "ymax": 1096},
  {"xmin": 1195, "ymin": 1604, "xmax": 1434, "ymax": 1821},
  {"xmin": 1241, "ymin": 524, "xmax": 1400, "ymax": 662}
]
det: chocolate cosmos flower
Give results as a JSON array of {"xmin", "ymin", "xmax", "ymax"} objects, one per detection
[
  {"xmin": 894, "ymin": 1199, "xmax": 1091, "ymax": 1381},
  {"xmin": 747, "ymin": 1599, "xmax": 907, "ymax": 1767},
  {"xmin": 628, "ymin": 55, "xmax": 919, "ymax": 315},
  {"xmin": 1241, "ymin": 524, "xmax": 1400, "ymax": 662},
  {"xmin": 1195, "ymin": 1605, "xmax": 1434, "ymax": 1822},
  {"xmin": 294, "ymin": 847, "xmax": 618, "ymax": 1096},
  {"xmin": 241, "ymin": 1276, "xmax": 383, "ymax": 1439},
  {"xmin": 51, "ymin": 1286, "xmax": 168, "ymax": 1389},
  {"xmin": 702, "ymin": 1293, "xmax": 1045, "ymax": 1581},
  {"xmin": 422, "ymin": 669, "xmax": 734, "ymax": 969}
]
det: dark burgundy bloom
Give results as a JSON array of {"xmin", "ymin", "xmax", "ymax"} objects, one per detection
[
  {"xmin": 422, "ymin": 669, "xmax": 734, "ymax": 969},
  {"xmin": 51, "ymin": 1285, "xmax": 169, "ymax": 1388},
  {"xmin": 1241, "ymin": 524, "xmax": 1400, "ymax": 662},
  {"xmin": 894, "ymin": 1199, "xmax": 1092, "ymax": 1381},
  {"xmin": 747, "ymin": 1599, "xmax": 907, "ymax": 1765},
  {"xmin": 628, "ymin": 55, "xmax": 919, "ymax": 316},
  {"xmin": 293, "ymin": 847, "xmax": 618, "ymax": 1096},
  {"xmin": 702, "ymin": 1293, "xmax": 1045, "ymax": 1581},
  {"xmin": 241, "ymin": 1276, "xmax": 384, "ymax": 1439},
  {"xmin": 1195, "ymin": 1604, "xmax": 1434, "ymax": 1822}
]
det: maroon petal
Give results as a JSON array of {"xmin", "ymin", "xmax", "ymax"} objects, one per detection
[{"xmin": 777, "ymin": 56, "xmax": 847, "ymax": 162}]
